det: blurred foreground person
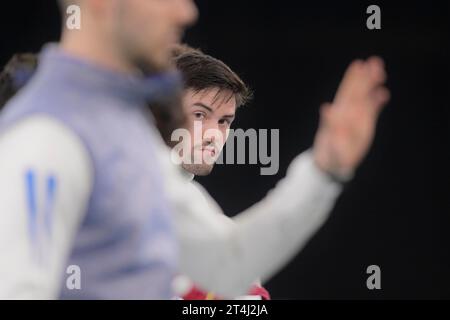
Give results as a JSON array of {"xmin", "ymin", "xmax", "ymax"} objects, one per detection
[{"xmin": 0, "ymin": 0, "xmax": 198, "ymax": 299}]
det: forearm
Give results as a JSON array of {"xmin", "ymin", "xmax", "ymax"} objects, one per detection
[{"xmin": 173, "ymin": 150, "xmax": 342, "ymax": 297}]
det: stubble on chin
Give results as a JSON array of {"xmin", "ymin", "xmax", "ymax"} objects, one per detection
[{"xmin": 181, "ymin": 163, "xmax": 214, "ymax": 176}]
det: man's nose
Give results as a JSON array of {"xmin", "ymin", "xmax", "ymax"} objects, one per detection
[{"xmin": 202, "ymin": 121, "xmax": 221, "ymax": 145}]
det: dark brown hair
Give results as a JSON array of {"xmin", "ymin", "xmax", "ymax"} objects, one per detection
[{"xmin": 171, "ymin": 44, "xmax": 252, "ymax": 107}]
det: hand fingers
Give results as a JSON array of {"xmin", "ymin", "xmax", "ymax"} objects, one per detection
[
  {"xmin": 366, "ymin": 56, "xmax": 386, "ymax": 85},
  {"xmin": 335, "ymin": 56, "xmax": 387, "ymax": 110},
  {"xmin": 369, "ymin": 86, "xmax": 390, "ymax": 117},
  {"xmin": 334, "ymin": 60, "xmax": 365, "ymax": 105}
]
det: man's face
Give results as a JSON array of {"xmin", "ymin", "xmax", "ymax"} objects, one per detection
[
  {"xmin": 115, "ymin": 0, "xmax": 198, "ymax": 72},
  {"xmin": 181, "ymin": 88, "xmax": 237, "ymax": 176}
]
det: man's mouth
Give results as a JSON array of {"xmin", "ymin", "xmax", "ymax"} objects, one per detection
[{"xmin": 201, "ymin": 147, "xmax": 216, "ymax": 157}]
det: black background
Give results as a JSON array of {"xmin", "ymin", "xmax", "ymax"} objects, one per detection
[{"xmin": 0, "ymin": 1, "xmax": 449, "ymax": 299}]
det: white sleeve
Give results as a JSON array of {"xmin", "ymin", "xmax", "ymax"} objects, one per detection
[
  {"xmin": 158, "ymin": 142, "xmax": 343, "ymax": 297},
  {"xmin": 0, "ymin": 116, "xmax": 93, "ymax": 299}
]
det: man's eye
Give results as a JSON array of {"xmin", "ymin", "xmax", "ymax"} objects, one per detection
[
  {"xmin": 219, "ymin": 119, "xmax": 231, "ymax": 126},
  {"xmin": 193, "ymin": 112, "xmax": 205, "ymax": 119}
]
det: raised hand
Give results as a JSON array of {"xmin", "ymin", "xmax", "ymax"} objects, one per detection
[{"xmin": 313, "ymin": 57, "xmax": 390, "ymax": 180}]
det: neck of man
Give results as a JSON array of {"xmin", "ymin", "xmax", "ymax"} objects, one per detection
[{"xmin": 181, "ymin": 167, "xmax": 195, "ymax": 181}]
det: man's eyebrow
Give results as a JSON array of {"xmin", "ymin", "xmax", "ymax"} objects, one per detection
[
  {"xmin": 192, "ymin": 103, "xmax": 235, "ymax": 119},
  {"xmin": 192, "ymin": 102, "xmax": 213, "ymax": 112},
  {"xmin": 222, "ymin": 114, "xmax": 235, "ymax": 120}
]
